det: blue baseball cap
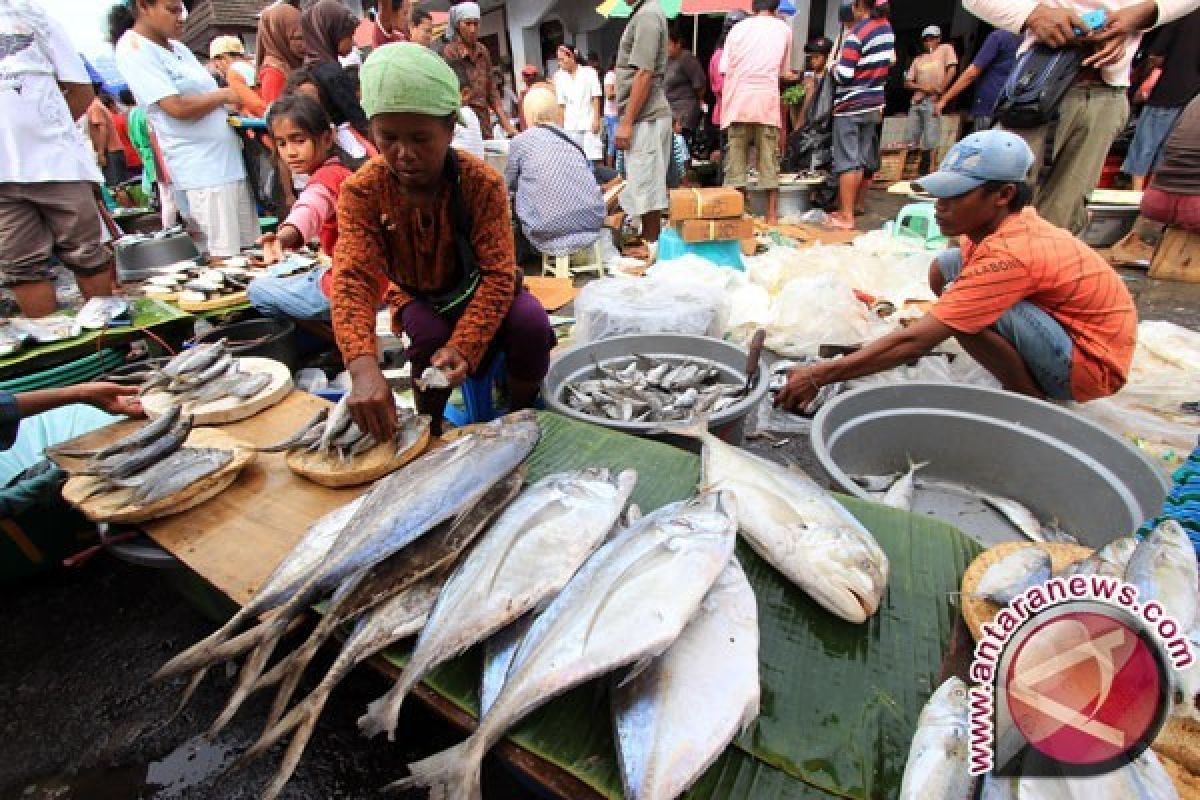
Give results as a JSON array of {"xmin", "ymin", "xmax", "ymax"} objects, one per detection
[{"xmin": 914, "ymin": 131, "xmax": 1035, "ymax": 199}]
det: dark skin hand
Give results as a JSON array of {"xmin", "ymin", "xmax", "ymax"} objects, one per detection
[
  {"xmin": 16, "ymin": 383, "xmax": 144, "ymax": 418},
  {"xmin": 1024, "ymin": 4, "xmax": 1089, "ymax": 48},
  {"xmin": 347, "ymin": 355, "xmax": 397, "ymax": 442}
]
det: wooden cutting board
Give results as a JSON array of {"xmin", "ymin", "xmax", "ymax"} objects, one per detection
[
  {"xmin": 141, "ymin": 356, "xmax": 292, "ymax": 425},
  {"xmin": 959, "ymin": 541, "xmax": 1092, "ymax": 640},
  {"xmin": 60, "ymin": 427, "xmax": 255, "ymax": 524},
  {"xmin": 286, "ymin": 415, "xmax": 433, "ymax": 488}
]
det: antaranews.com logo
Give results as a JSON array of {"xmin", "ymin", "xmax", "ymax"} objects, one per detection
[{"xmin": 968, "ymin": 573, "xmax": 1194, "ymax": 777}]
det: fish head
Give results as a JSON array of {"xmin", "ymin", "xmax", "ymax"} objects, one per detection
[
  {"xmin": 802, "ymin": 525, "xmax": 889, "ymax": 623},
  {"xmin": 920, "ymin": 676, "xmax": 969, "ymax": 726}
]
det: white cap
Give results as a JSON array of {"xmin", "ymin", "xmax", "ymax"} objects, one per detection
[{"xmin": 921, "ymin": 25, "xmax": 942, "ymax": 38}]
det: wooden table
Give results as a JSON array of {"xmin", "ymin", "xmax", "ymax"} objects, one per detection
[{"xmin": 51, "ymin": 393, "xmax": 601, "ymax": 798}]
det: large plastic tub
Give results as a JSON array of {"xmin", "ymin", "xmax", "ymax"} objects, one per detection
[
  {"xmin": 811, "ymin": 382, "xmax": 1170, "ymax": 548},
  {"xmin": 543, "ymin": 333, "xmax": 767, "ymax": 447},
  {"xmin": 194, "ymin": 318, "xmax": 298, "ymax": 372}
]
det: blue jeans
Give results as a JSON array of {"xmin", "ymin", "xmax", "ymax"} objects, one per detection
[
  {"xmin": 604, "ymin": 114, "xmax": 619, "ymax": 158},
  {"xmin": 1122, "ymin": 105, "xmax": 1183, "ymax": 177},
  {"xmin": 246, "ymin": 268, "xmax": 331, "ymax": 320},
  {"xmin": 937, "ymin": 250, "xmax": 1074, "ymax": 401}
]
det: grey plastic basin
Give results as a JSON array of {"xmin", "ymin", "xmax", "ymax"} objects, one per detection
[
  {"xmin": 543, "ymin": 333, "xmax": 767, "ymax": 446},
  {"xmin": 811, "ymin": 383, "xmax": 1170, "ymax": 548}
]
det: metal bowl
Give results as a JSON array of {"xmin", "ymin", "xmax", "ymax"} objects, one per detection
[
  {"xmin": 543, "ymin": 333, "xmax": 767, "ymax": 445},
  {"xmin": 811, "ymin": 382, "xmax": 1170, "ymax": 548}
]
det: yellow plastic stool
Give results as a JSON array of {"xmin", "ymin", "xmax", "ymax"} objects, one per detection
[{"xmin": 541, "ymin": 241, "xmax": 605, "ymax": 281}]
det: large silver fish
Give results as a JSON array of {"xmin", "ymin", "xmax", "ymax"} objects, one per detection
[
  {"xmin": 673, "ymin": 419, "xmax": 888, "ymax": 623},
  {"xmin": 898, "ymin": 677, "xmax": 972, "ymax": 800},
  {"xmin": 358, "ymin": 468, "xmax": 638, "ymax": 741},
  {"xmin": 612, "ymin": 558, "xmax": 760, "ymax": 800},
  {"xmin": 479, "ymin": 617, "xmax": 532, "ymax": 717},
  {"xmin": 391, "ymin": 490, "xmax": 738, "ymax": 800},
  {"xmin": 155, "ymin": 411, "xmax": 538, "ymax": 683},
  {"xmin": 1126, "ymin": 520, "xmax": 1199, "ymax": 632}
]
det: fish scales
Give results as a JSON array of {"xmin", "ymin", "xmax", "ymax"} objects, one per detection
[
  {"xmin": 391, "ymin": 490, "xmax": 737, "ymax": 800},
  {"xmin": 898, "ymin": 677, "xmax": 972, "ymax": 800},
  {"xmin": 358, "ymin": 468, "xmax": 637, "ymax": 741},
  {"xmin": 613, "ymin": 558, "xmax": 760, "ymax": 800}
]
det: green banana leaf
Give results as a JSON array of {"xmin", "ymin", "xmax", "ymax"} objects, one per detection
[{"xmin": 382, "ymin": 412, "xmax": 981, "ymax": 799}]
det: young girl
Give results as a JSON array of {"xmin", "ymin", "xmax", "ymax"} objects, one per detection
[{"xmin": 248, "ymin": 93, "xmax": 381, "ymax": 321}]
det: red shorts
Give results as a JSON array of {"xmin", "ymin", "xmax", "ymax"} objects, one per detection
[{"xmin": 1141, "ymin": 187, "xmax": 1200, "ymax": 232}]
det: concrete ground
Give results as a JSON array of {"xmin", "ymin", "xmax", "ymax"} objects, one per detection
[{"xmin": 1, "ymin": 188, "xmax": 1198, "ymax": 800}]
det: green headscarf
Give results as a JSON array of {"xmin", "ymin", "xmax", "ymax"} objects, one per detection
[{"xmin": 360, "ymin": 43, "xmax": 462, "ymax": 119}]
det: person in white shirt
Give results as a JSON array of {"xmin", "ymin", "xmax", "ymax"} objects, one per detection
[
  {"xmin": 553, "ymin": 45, "xmax": 603, "ymax": 161},
  {"xmin": 0, "ymin": 0, "xmax": 115, "ymax": 317},
  {"xmin": 111, "ymin": 0, "xmax": 259, "ymax": 258},
  {"xmin": 963, "ymin": 0, "xmax": 1200, "ymax": 234},
  {"xmin": 448, "ymin": 60, "xmax": 486, "ymax": 159}
]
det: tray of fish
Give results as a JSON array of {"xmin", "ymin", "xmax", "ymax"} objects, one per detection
[
  {"xmin": 7, "ymin": 314, "xmax": 82, "ymax": 344},
  {"xmin": 558, "ymin": 355, "xmax": 746, "ymax": 424},
  {"xmin": 268, "ymin": 398, "xmax": 434, "ymax": 488},
  {"xmin": 140, "ymin": 263, "xmax": 257, "ymax": 306},
  {"xmin": 54, "ymin": 407, "xmax": 255, "ymax": 524},
  {"xmin": 139, "ymin": 340, "xmax": 292, "ymax": 424}
]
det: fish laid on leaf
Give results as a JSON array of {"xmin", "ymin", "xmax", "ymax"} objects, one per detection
[
  {"xmin": 154, "ymin": 411, "xmax": 538, "ymax": 693},
  {"xmin": 974, "ymin": 547, "xmax": 1051, "ymax": 605},
  {"xmin": 480, "ymin": 616, "xmax": 533, "ymax": 717},
  {"xmin": 76, "ymin": 297, "xmax": 130, "ymax": 330},
  {"xmin": 391, "ymin": 490, "xmax": 738, "ymax": 800},
  {"xmin": 561, "ymin": 355, "xmax": 745, "ymax": 423},
  {"xmin": 1127, "ymin": 520, "xmax": 1199, "ymax": 632},
  {"xmin": 672, "ymin": 419, "xmax": 888, "ymax": 624},
  {"xmin": 358, "ymin": 468, "xmax": 638, "ymax": 741},
  {"xmin": 612, "ymin": 558, "xmax": 760, "ymax": 800},
  {"xmin": 234, "ymin": 470, "xmax": 527, "ymax": 800},
  {"xmin": 898, "ymin": 677, "xmax": 972, "ymax": 800}
]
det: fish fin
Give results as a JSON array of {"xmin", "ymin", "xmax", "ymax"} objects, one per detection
[
  {"xmin": 614, "ymin": 656, "xmax": 655, "ymax": 689},
  {"xmin": 357, "ymin": 673, "xmax": 415, "ymax": 742},
  {"xmin": 648, "ymin": 413, "xmax": 711, "ymax": 440},
  {"xmin": 623, "ymin": 504, "xmax": 642, "ymax": 527},
  {"xmin": 384, "ymin": 739, "xmax": 483, "ymax": 800}
]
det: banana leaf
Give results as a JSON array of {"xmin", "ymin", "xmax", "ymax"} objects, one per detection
[{"xmin": 382, "ymin": 412, "xmax": 981, "ymax": 799}]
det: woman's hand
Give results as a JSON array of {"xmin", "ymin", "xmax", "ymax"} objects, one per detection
[
  {"xmin": 430, "ymin": 346, "xmax": 469, "ymax": 388},
  {"xmin": 346, "ymin": 356, "xmax": 397, "ymax": 442},
  {"xmin": 76, "ymin": 382, "xmax": 145, "ymax": 417},
  {"xmin": 258, "ymin": 233, "xmax": 284, "ymax": 265}
]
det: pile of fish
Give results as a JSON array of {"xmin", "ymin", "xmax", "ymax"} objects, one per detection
[
  {"xmin": 76, "ymin": 297, "xmax": 131, "ymax": 330},
  {"xmin": 851, "ymin": 462, "xmax": 1077, "ymax": 544},
  {"xmin": 259, "ymin": 394, "xmax": 430, "ymax": 464},
  {"xmin": 898, "ymin": 675, "xmax": 1181, "ymax": 799},
  {"xmin": 138, "ymin": 339, "xmax": 273, "ymax": 409},
  {"xmin": 141, "ymin": 264, "xmax": 256, "ymax": 304},
  {"xmin": 54, "ymin": 405, "xmax": 235, "ymax": 506},
  {"xmin": 560, "ymin": 355, "xmax": 746, "ymax": 423},
  {"xmin": 153, "ymin": 410, "xmax": 780, "ymax": 800}
]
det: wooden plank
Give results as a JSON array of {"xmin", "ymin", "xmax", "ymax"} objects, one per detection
[{"xmin": 1150, "ymin": 226, "xmax": 1200, "ymax": 283}]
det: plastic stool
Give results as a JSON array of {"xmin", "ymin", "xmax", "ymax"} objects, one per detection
[
  {"xmin": 443, "ymin": 354, "xmax": 508, "ymax": 428},
  {"xmin": 888, "ymin": 202, "xmax": 948, "ymax": 250},
  {"xmin": 541, "ymin": 241, "xmax": 605, "ymax": 281}
]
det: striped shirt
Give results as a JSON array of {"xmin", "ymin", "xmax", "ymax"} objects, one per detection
[{"xmin": 833, "ymin": 17, "xmax": 895, "ymax": 115}]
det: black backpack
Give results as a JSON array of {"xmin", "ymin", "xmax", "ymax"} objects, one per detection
[{"xmin": 995, "ymin": 43, "xmax": 1084, "ymax": 129}]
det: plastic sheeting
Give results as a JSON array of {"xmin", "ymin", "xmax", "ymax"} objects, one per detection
[{"xmin": 572, "ymin": 272, "xmax": 727, "ymax": 344}]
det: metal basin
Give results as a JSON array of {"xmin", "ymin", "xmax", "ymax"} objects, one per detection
[
  {"xmin": 811, "ymin": 383, "xmax": 1169, "ymax": 548},
  {"xmin": 543, "ymin": 333, "xmax": 767, "ymax": 446},
  {"xmin": 115, "ymin": 231, "xmax": 200, "ymax": 281}
]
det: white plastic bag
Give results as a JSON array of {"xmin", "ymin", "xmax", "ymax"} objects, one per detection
[
  {"xmin": 764, "ymin": 273, "xmax": 875, "ymax": 357},
  {"xmin": 572, "ymin": 276, "xmax": 726, "ymax": 343}
]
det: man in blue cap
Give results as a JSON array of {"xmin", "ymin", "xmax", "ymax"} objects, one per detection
[{"xmin": 776, "ymin": 130, "xmax": 1137, "ymax": 411}]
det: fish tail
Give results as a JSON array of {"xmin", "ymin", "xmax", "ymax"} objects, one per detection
[
  {"xmin": 258, "ymin": 704, "xmax": 321, "ymax": 800},
  {"xmin": 357, "ymin": 672, "xmax": 416, "ymax": 742},
  {"xmin": 263, "ymin": 650, "xmax": 311, "ymax": 732},
  {"xmin": 169, "ymin": 667, "xmax": 210, "ymax": 720},
  {"xmin": 152, "ymin": 611, "xmax": 251, "ymax": 681},
  {"xmin": 649, "ymin": 413, "xmax": 711, "ymax": 440},
  {"xmin": 207, "ymin": 630, "xmax": 282, "ymax": 739},
  {"xmin": 383, "ymin": 739, "xmax": 484, "ymax": 800}
]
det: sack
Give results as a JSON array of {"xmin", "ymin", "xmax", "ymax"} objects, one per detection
[
  {"xmin": 995, "ymin": 44, "xmax": 1084, "ymax": 129},
  {"xmin": 1135, "ymin": 67, "xmax": 1162, "ymax": 105}
]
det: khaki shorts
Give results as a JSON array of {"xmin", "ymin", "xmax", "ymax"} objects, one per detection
[
  {"xmin": 0, "ymin": 181, "xmax": 110, "ymax": 287},
  {"xmin": 620, "ymin": 116, "xmax": 672, "ymax": 219},
  {"xmin": 724, "ymin": 122, "xmax": 781, "ymax": 190}
]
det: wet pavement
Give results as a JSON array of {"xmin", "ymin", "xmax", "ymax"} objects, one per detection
[{"xmin": 1, "ymin": 189, "xmax": 1197, "ymax": 800}]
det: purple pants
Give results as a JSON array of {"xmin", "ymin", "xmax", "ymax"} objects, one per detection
[{"xmin": 400, "ymin": 289, "xmax": 555, "ymax": 382}]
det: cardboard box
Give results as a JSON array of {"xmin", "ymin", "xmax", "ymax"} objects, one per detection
[
  {"xmin": 741, "ymin": 238, "xmax": 759, "ymax": 256},
  {"xmin": 676, "ymin": 216, "xmax": 755, "ymax": 243},
  {"xmin": 669, "ymin": 187, "xmax": 744, "ymax": 220}
]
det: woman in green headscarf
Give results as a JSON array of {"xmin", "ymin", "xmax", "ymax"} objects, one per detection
[{"xmin": 331, "ymin": 44, "xmax": 555, "ymax": 440}]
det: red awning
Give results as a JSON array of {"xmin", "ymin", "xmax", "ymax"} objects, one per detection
[{"xmin": 681, "ymin": 0, "xmax": 751, "ymax": 13}]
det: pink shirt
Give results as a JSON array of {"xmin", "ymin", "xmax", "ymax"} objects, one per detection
[
  {"xmin": 285, "ymin": 181, "xmax": 337, "ymax": 243},
  {"xmin": 719, "ymin": 15, "xmax": 793, "ymax": 129},
  {"xmin": 709, "ymin": 48, "xmax": 725, "ymax": 127},
  {"xmin": 963, "ymin": 0, "xmax": 1196, "ymax": 87}
]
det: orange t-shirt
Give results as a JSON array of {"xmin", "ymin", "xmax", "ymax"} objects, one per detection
[{"xmin": 930, "ymin": 208, "xmax": 1137, "ymax": 402}]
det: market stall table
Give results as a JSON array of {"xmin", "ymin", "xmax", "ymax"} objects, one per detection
[{"xmin": 49, "ymin": 406, "xmax": 982, "ymax": 800}]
